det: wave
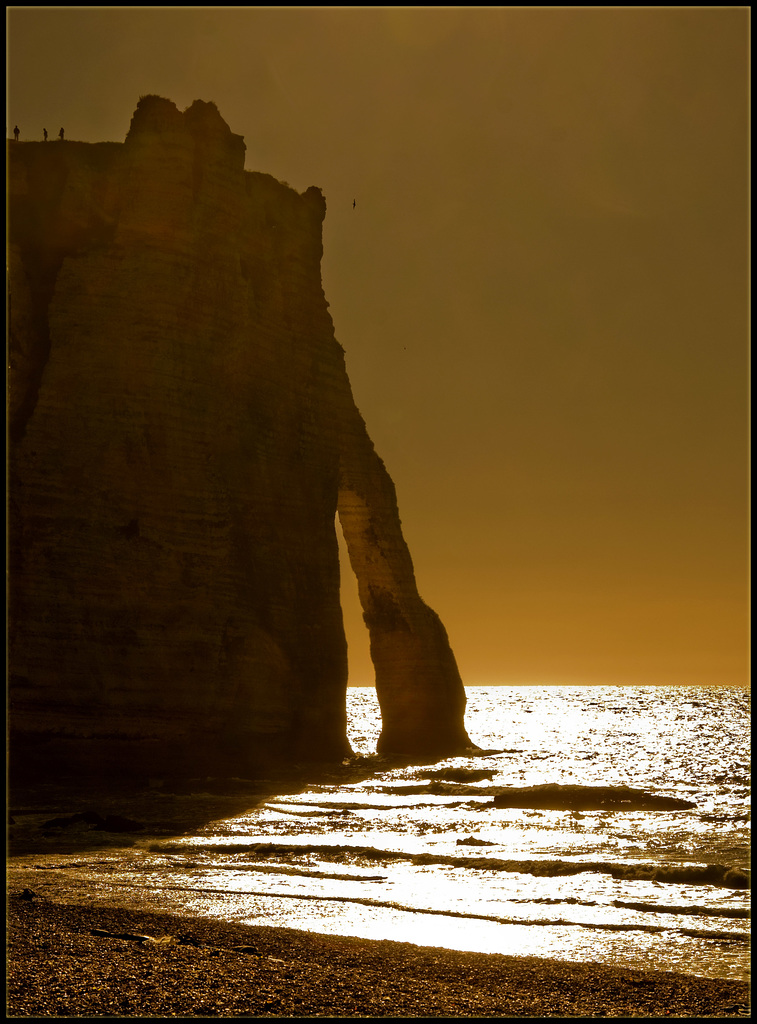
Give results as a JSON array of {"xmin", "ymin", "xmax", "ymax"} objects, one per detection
[
  {"xmin": 701, "ymin": 813, "xmax": 751, "ymax": 824},
  {"xmin": 266, "ymin": 800, "xmax": 461, "ymax": 812},
  {"xmin": 264, "ymin": 806, "xmax": 355, "ymax": 818},
  {"xmin": 150, "ymin": 842, "xmax": 750, "ymax": 889},
  {"xmin": 611, "ymin": 900, "xmax": 750, "ymax": 921},
  {"xmin": 414, "ymin": 767, "xmax": 498, "ymax": 782},
  {"xmin": 168, "ymin": 862, "xmax": 387, "ymax": 883},
  {"xmin": 476, "ymin": 896, "xmax": 749, "ymax": 921}
]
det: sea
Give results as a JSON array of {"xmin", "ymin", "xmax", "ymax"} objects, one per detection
[{"xmin": 8, "ymin": 685, "xmax": 750, "ymax": 982}]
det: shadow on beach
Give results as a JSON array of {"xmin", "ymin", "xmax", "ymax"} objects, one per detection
[{"xmin": 6, "ymin": 753, "xmax": 413, "ymax": 857}]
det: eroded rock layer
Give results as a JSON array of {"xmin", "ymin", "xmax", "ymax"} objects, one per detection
[{"xmin": 8, "ymin": 96, "xmax": 472, "ymax": 779}]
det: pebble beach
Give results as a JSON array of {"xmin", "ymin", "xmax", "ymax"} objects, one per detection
[{"xmin": 7, "ymin": 894, "xmax": 750, "ymax": 1018}]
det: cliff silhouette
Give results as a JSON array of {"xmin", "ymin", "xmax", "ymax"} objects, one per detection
[{"xmin": 8, "ymin": 96, "xmax": 472, "ymax": 780}]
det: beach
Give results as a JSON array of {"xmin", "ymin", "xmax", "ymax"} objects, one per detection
[{"xmin": 7, "ymin": 894, "xmax": 750, "ymax": 1018}]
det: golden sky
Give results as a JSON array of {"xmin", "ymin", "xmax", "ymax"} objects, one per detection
[{"xmin": 7, "ymin": 7, "xmax": 749, "ymax": 686}]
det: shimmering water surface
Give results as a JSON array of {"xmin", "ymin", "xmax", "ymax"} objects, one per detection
[{"xmin": 12, "ymin": 686, "xmax": 750, "ymax": 980}]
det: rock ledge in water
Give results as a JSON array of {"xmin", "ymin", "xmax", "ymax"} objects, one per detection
[{"xmin": 491, "ymin": 784, "xmax": 696, "ymax": 811}]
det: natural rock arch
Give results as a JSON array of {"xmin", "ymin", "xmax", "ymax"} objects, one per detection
[{"xmin": 8, "ymin": 95, "xmax": 473, "ymax": 780}]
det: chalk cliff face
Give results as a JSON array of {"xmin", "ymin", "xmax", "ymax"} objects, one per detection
[{"xmin": 8, "ymin": 96, "xmax": 472, "ymax": 779}]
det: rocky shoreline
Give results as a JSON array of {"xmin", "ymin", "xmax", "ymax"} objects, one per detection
[{"xmin": 7, "ymin": 894, "xmax": 750, "ymax": 1018}]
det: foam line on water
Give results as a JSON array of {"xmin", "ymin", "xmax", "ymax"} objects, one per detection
[{"xmin": 152, "ymin": 842, "xmax": 749, "ymax": 889}]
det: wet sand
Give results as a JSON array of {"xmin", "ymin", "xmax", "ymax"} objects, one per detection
[{"xmin": 7, "ymin": 893, "xmax": 750, "ymax": 1018}]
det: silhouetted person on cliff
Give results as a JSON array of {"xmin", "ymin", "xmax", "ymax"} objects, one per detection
[
  {"xmin": 13, "ymin": 125, "xmax": 19, "ymax": 141},
  {"xmin": 58, "ymin": 127, "xmax": 65, "ymax": 141},
  {"xmin": 43, "ymin": 128, "xmax": 48, "ymax": 142}
]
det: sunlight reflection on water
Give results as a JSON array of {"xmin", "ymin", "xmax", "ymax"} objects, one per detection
[{"xmin": 9, "ymin": 685, "xmax": 749, "ymax": 981}]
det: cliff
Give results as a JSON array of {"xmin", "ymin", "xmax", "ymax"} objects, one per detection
[{"xmin": 8, "ymin": 96, "xmax": 473, "ymax": 780}]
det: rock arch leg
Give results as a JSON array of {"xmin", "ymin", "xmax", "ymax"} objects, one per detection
[{"xmin": 337, "ymin": 449, "xmax": 473, "ymax": 759}]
